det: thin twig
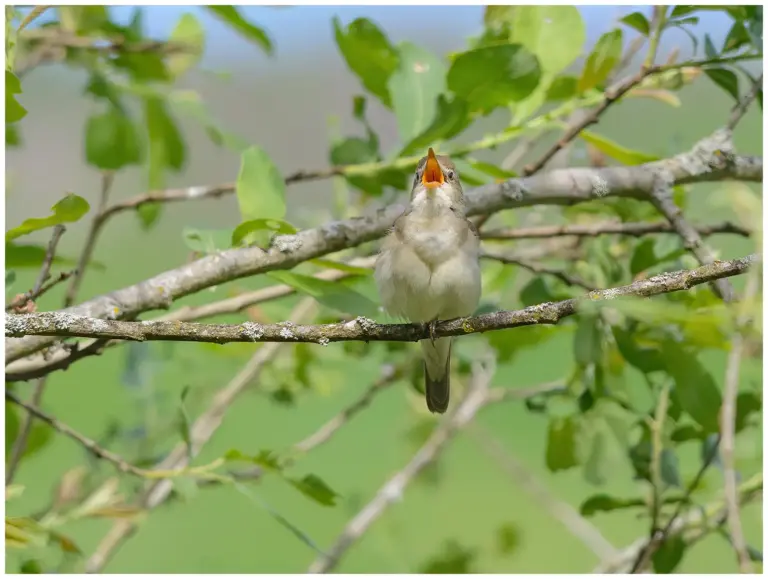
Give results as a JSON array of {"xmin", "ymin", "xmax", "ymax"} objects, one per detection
[
  {"xmin": 6, "ymin": 270, "xmax": 77, "ymax": 313},
  {"xmin": 63, "ymin": 172, "xmax": 114, "ymax": 307},
  {"xmin": 468, "ymin": 422, "xmax": 617, "ymax": 561},
  {"xmin": 7, "ymin": 225, "xmax": 66, "ymax": 313},
  {"xmin": 6, "ymin": 254, "xmax": 759, "ymax": 345},
  {"xmin": 84, "ymin": 298, "xmax": 316, "ymax": 573},
  {"xmin": 727, "ymin": 73, "xmax": 764, "ymax": 131},
  {"xmin": 480, "ymin": 220, "xmax": 750, "ymax": 240},
  {"xmin": 5, "ymin": 224, "xmax": 66, "ymax": 485},
  {"xmin": 481, "ymin": 250, "xmax": 596, "ymax": 291},
  {"xmin": 720, "ymin": 272, "xmax": 760, "ymax": 572}
]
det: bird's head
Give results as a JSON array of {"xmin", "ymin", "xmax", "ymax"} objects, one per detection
[{"xmin": 409, "ymin": 147, "xmax": 465, "ymax": 213}]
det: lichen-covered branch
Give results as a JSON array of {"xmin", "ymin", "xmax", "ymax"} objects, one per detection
[
  {"xmin": 5, "ymin": 129, "xmax": 762, "ymax": 364},
  {"xmin": 6, "ymin": 255, "xmax": 759, "ymax": 346}
]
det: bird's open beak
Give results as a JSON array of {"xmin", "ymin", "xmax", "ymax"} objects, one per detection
[{"xmin": 422, "ymin": 147, "xmax": 444, "ymax": 190}]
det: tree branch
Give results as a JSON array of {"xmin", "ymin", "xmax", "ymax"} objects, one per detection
[
  {"xmin": 6, "ymin": 255, "xmax": 758, "ymax": 346},
  {"xmin": 6, "ymin": 225, "xmax": 66, "ymax": 313},
  {"xmin": 6, "ymin": 135, "xmax": 761, "ymax": 364},
  {"xmin": 480, "ymin": 220, "xmax": 750, "ymax": 240}
]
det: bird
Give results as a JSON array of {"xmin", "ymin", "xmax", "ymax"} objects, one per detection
[{"xmin": 374, "ymin": 148, "xmax": 482, "ymax": 414}]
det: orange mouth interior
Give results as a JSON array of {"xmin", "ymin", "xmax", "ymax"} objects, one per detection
[{"xmin": 422, "ymin": 147, "xmax": 444, "ymax": 188}]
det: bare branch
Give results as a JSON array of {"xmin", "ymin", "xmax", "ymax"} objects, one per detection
[
  {"xmin": 307, "ymin": 356, "xmax": 498, "ymax": 573},
  {"xmin": 6, "ymin": 270, "xmax": 76, "ymax": 313},
  {"xmin": 721, "ymin": 272, "xmax": 760, "ymax": 572},
  {"xmin": 728, "ymin": 73, "xmax": 764, "ymax": 131},
  {"xmin": 6, "ymin": 255, "xmax": 758, "ymax": 346},
  {"xmin": 480, "ymin": 220, "xmax": 750, "ymax": 240},
  {"xmin": 468, "ymin": 422, "xmax": 617, "ymax": 561},
  {"xmin": 6, "ymin": 225, "xmax": 66, "ymax": 313},
  {"xmin": 6, "ymin": 134, "xmax": 761, "ymax": 364},
  {"xmin": 84, "ymin": 299, "xmax": 315, "ymax": 573},
  {"xmin": 482, "ymin": 249, "xmax": 596, "ymax": 290}
]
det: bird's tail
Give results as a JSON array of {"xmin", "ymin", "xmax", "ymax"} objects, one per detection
[{"xmin": 421, "ymin": 337, "xmax": 452, "ymax": 414}]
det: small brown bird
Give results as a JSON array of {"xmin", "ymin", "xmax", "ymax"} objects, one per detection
[{"xmin": 374, "ymin": 148, "xmax": 482, "ymax": 413}]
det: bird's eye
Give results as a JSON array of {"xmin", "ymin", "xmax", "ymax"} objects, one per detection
[{"xmin": 446, "ymin": 170, "xmax": 456, "ymax": 180}]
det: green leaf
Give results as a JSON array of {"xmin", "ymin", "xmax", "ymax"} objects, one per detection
[
  {"xmin": 167, "ymin": 13, "xmax": 205, "ymax": 78},
  {"xmin": 519, "ymin": 276, "xmax": 573, "ymax": 307},
  {"xmin": 652, "ymin": 535, "xmax": 686, "ymax": 573},
  {"xmin": 267, "ymin": 271, "xmax": 379, "ymax": 318},
  {"xmin": 612, "ymin": 326, "xmax": 665, "ymax": 373},
  {"xmin": 6, "ymin": 404, "xmax": 19, "ymax": 454},
  {"xmin": 660, "ymin": 448, "xmax": 682, "ymax": 488},
  {"xmin": 508, "ymin": 6, "xmax": 585, "ymax": 74},
  {"xmin": 84, "ymin": 107, "xmax": 143, "ymax": 171},
  {"xmin": 112, "ymin": 52, "xmax": 170, "ymax": 82},
  {"xmin": 387, "ymin": 42, "xmax": 447, "ymax": 145},
  {"xmin": 400, "ymin": 94, "xmax": 471, "ymax": 156},
  {"xmin": 670, "ymin": 6, "xmax": 698, "ymax": 18},
  {"xmin": 144, "ymin": 97, "xmax": 186, "ymax": 189},
  {"xmin": 735, "ymin": 391, "xmax": 762, "ymax": 432},
  {"xmin": 448, "ymin": 44, "xmax": 541, "ymax": 113},
  {"xmin": 583, "ymin": 427, "xmax": 609, "ymax": 485},
  {"xmin": 6, "ymin": 194, "xmax": 90, "ymax": 241},
  {"xmin": 661, "ymin": 341, "xmax": 722, "ymax": 433},
  {"xmin": 579, "ymin": 130, "xmax": 659, "ymax": 165},
  {"xmin": 181, "ymin": 228, "xmax": 232, "ymax": 255},
  {"xmin": 465, "ymin": 159, "xmax": 517, "ymax": 181},
  {"xmin": 545, "ymin": 415, "xmax": 579, "ymax": 472},
  {"xmin": 620, "ymin": 11, "xmax": 651, "ymax": 35},
  {"xmin": 23, "ymin": 422, "xmax": 53, "ymax": 461},
  {"xmin": 333, "ymin": 17, "xmax": 399, "ymax": 108},
  {"xmin": 723, "ymin": 20, "xmax": 752, "ymax": 53},
  {"xmin": 545, "ymin": 75, "xmax": 578, "ymax": 101},
  {"xmin": 5, "ymin": 242, "xmax": 83, "ymax": 269},
  {"xmin": 232, "ymin": 218, "xmax": 297, "ymax": 246},
  {"xmin": 20, "ymin": 559, "xmax": 42, "ymax": 574},
  {"xmin": 137, "ymin": 202, "xmax": 162, "ymax": 230},
  {"xmin": 236, "ymin": 146, "xmax": 286, "ymax": 222},
  {"xmin": 704, "ymin": 34, "xmax": 718, "ymax": 59},
  {"xmin": 6, "ymin": 70, "xmax": 27, "ymax": 123},
  {"xmin": 206, "ymin": 6, "xmax": 272, "ymax": 54},
  {"xmin": 496, "ymin": 523, "xmax": 522, "ymax": 555},
  {"xmin": 286, "ymin": 473, "xmax": 340, "ymax": 507},
  {"xmin": 574, "ymin": 314, "xmax": 602, "ymax": 366},
  {"xmin": 225, "ymin": 448, "xmax": 282, "ymax": 471},
  {"xmin": 309, "ymin": 258, "xmax": 372, "ymax": 276},
  {"xmin": 579, "ymin": 494, "xmax": 646, "ymax": 517},
  {"xmin": 704, "ymin": 68, "xmax": 740, "ymax": 102},
  {"xmin": 578, "ymin": 29, "xmax": 623, "ymax": 93},
  {"xmin": 420, "ymin": 540, "xmax": 476, "ymax": 573}
]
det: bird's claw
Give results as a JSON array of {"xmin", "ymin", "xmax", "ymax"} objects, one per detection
[{"xmin": 428, "ymin": 319, "xmax": 439, "ymax": 346}]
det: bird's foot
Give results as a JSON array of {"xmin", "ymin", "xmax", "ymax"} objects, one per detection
[{"xmin": 428, "ymin": 318, "xmax": 439, "ymax": 346}]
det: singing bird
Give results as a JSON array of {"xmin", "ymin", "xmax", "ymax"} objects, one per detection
[{"xmin": 374, "ymin": 148, "xmax": 482, "ymax": 413}]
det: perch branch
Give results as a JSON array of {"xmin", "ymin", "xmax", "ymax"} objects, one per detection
[
  {"xmin": 84, "ymin": 299, "xmax": 315, "ymax": 573},
  {"xmin": 6, "ymin": 255, "xmax": 759, "ymax": 345}
]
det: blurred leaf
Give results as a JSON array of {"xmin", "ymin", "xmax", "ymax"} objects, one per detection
[
  {"xmin": 574, "ymin": 314, "xmax": 602, "ymax": 366},
  {"xmin": 309, "ymin": 258, "xmax": 372, "ymax": 275},
  {"xmin": 225, "ymin": 449, "xmax": 282, "ymax": 471},
  {"xmin": 465, "ymin": 159, "xmax": 517, "ymax": 180},
  {"xmin": 6, "ymin": 194, "xmax": 89, "ymax": 241},
  {"xmin": 704, "ymin": 68, "xmax": 740, "ymax": 102},
  {"xmin": 6, "ymin": 70, "xmax": 26, "ymax": 123},
  {"xmin": 578, "ymin": 29, "xmax": 623, "ymax": 92},
  {"xmin": 167, "ymin": 13, "xmax": 205, "ymax": 78},
  {"xmin": 206, "ymin": 6, "xmax": 272, "ymax": 54},
  {"xmin": 612, "ymin": 326, "xmax": 665, "ymax": 373},
  {"xmin": 545, "ymin": 415, "xmax": 579, "ymax": 471},
  {"xmin": 267, "ymin": 271, "xmax": 379, "ymax": 317},
  {"xmin": 181, "ymin": 228, "xmax": 232, "ymax": 255},
  {"xmin": 401, "ymin": 94, "xmax": 471, "ymax": 156},
  {"xmin": 629, "ymin": 237, "xmax": 684, "ymax": 277},
  {"xmin": 137, "ymin": 202, "xmax": 162, "ymax": 230},
  {"xmin": 170, "ymin": 90, "xmax": 249, "ymax": 153},
  {"xmin": 447, "ymin": 44, "xmax": 541, "ymax": 113},
  {"xmin": 5, "ymin": 270, "xmax": 16, "ymax": 292},
  {"xmin": 735, "ymin": 391, "xmax": 762, "ymax": 432},
  {"xmin": 178, "ymin": 386, "xmax": 193, "ymax": 462},
  {"xmin": 85, "ymin": 107, "xmax": 143, "ymax": 171},
  {"xmin": 112, "ymin": 52, "xmax": 170, "ymax": 82},
  {"xmin": 519, "ymin": 276, "xmax": 573, "ymax": 307},
  {"xmin": 488, "ymin": 325, "xmax": 558, "ymax": 363},
  {"xmin": 583, "ymin": 426, "xmax": 610, "ymax": 485},
  {"xmin": 723, "ymin": 19, "xmax": 751, "ymax": 53},
  {"xmin": 496, "ymin": 523, "xmax": 522, "ymax": 555},
  {"xmin": 286, "ymin": 473, "xmax": 340, "ymax": 507},
  {"xmin": 545, "ymin": 75, "xmax": 578, "ymax": 101},
  {"xmin": 672, "ymin": 424, "xmax": 705, "ymax": 443},
  {"xmin": 20, "ymin": 559, "xmax": 42, "ymax": 574},
  {"xmin": 704, "ymin": 34, "xmax": 718, "ymax": 59},
  {"xmin": 660, "ymin": 448, "xmax": 682, "ymax": 488},
  {"xmin": 661, "ymin": 341, "xmax": 722, "ymax": 433},
  {"xmin": 6, "ymin": 124, "xmax": 21, "ymax": 147},
  {"xmin": 579, "ymin": 130, "xmax": 659, "ymax": 165},
  {"xmin": 652, "ymin": 535, "xmax": 686, "ymax": 573},
  {"xmin": 5, "ymin": 242, "xmax": 83, "ymax": 269},
  {"xmin": 145, "ymin": 97, "xmax": 186, "ymax": 189},
  {"xmin": 700, "ymin": 433, "xmax": 722, "ymax": 469},
  {"xmin": 509, "ymin": 6, "xmax": 585, "ymax": 74},
  {"xmin": 333, "ymin": 17, "xmax": 399, "ymax": 108},
  {"xmin": 232, "ymin": 218, "xmax": 297, "ymax": 246},
  {"xmin": 388, "ymin": 42, "xmax": 447, "ymax": 144},
  {"xmin": 420, "ymin": 540, "xmax": 476, "ymax": 573},
  {"xmin": 580, "ymin": 494, "xmax": 646, "ymax": 516},
  {"xmin": 620, "ymin": 11, "xmax": 651, "ymax": 35},
  {"xmin": 236, "ymin": 146, "xmax": 286, "ymax": 222}
]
